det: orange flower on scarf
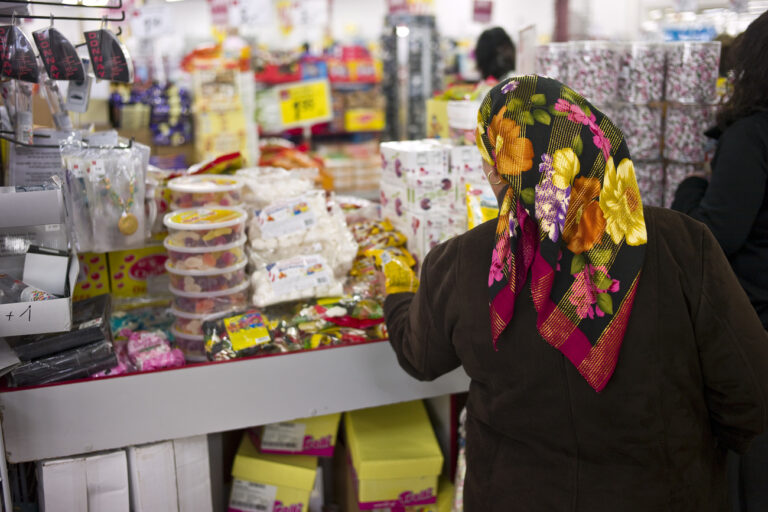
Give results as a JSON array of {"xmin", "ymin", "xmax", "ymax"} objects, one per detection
[
  {"xmin": 487, "ymin": 106, "xmax": 534, "ymax": 175},
  {"xmin": 562, "ymin": 177, "xmax": 606, "ymax": 254}
]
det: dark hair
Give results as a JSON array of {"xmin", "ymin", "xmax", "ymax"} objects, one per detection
[
  {"xmin": 717, "ymin": 10, "xmax": 768, "ymax": 128},
  {"xmin": 475, "ymin": 27, "xmax": 516, "ymax": 80}
]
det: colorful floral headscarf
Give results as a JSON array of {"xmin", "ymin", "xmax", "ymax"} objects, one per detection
[{"xmin": 476, "ymin": 75, "xmax": 647, "ymax": 392}]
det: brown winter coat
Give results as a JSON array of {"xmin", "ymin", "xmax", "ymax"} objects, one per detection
[{"xmin": 385, "ymin": 206, "xmax": 768, "ymax": 512}]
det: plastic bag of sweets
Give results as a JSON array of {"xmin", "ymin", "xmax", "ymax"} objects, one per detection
[
  {"xmin": 250, "ymin": 254, "xmax": 344, "ymax": 308},
  {"xmin": 126, "ymin": 330, "xmax": 185, "ymax": 371},
  {"xmin": 235, "ymin": 167, "xmax": 318, "ymax": 208},
  {"xmin": 203, "ymin": 309, "xmax": 301, "ymax": 361}
]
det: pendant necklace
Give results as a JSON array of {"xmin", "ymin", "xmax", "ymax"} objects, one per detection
[{"xmin": 103, "ymin": 170, "xmax": 138, "ymax": 236}]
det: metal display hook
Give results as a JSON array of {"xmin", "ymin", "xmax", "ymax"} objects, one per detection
[
  {"xmin": 0, "ymin": 0, "xmax": 122, "ymax": 9},
  {"xmin": 0, "ymin": 132, "xmax": 134, "ymax": 149},
  {"xmin": 0, "ymin": 10, "xmax": 125, "ymax": 22}
]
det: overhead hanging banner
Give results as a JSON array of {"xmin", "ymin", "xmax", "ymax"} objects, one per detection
[
  {"xmin": 276, "ymin": 78, "xmax": 332, "ymax": 129},
  {"xmin": 472, "ymin": 0, "xmax": 493, "ymax": 23}
]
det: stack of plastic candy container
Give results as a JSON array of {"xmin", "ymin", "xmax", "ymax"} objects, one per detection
[
  {"xmin": 164, "ymin": 206, "xmax": 249, "ymax": 361},
  {"xmin": 168, "ymin": 175, "xmax": 245, "ymax": 209}
]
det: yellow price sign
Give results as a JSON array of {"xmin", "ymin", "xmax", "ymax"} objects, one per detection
[{"xmin": 277, "ymin": 79, "xmax": 332, "ymax": 129}]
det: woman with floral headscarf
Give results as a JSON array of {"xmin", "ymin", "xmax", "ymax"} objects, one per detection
[{"xmin": 383, "ymin": 75, "xmax": 768, "ymax": 511}]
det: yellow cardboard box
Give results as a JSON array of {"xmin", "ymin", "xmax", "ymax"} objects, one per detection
[
  {"xmin": 252, "ymin": 412, "xmax": 342, "ymax": 457},
  {"xmin": 425, "ymin": 99, "xmax": 450, "ymax": 140},
  {"xmin": 230, "ymin": 435, "xmax": 317, "ymax": 512},
  {"xmin": 73, "ymin": 252, "xmax": 111, "ymax": 301},
  {"xmin": 345, "ymin": 400, "xmax": 443, "ymax": 510},
  {"xmin": 108, "ymin": 245, "xmax": 169, "ymax": 298}
]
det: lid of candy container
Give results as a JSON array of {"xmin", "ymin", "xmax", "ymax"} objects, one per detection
[
  {"xmin": 164, "ymin": 207, "xmax": 247, "ymax": 231},
  {"xmin": 168, "ymin": 175, "xmax": 244, "ymax": 193}
]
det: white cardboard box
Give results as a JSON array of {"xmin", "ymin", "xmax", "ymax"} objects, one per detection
[
  {"xmin": 128, "ymin": 435, "xmax": 213, "ymax": 512},
  {"xmin": 37, "ymin": 450, "xmax": 129, "ymax": 512},
  {"xmin": 0, "ymin": 186, "xmax": 79, "ymax": 337}
]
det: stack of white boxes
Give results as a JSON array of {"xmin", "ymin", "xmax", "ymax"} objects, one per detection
[
  {"xmin": 379, "ymin": 140, "xmax": 491, "ymax": 264},
  {"xmin": 37, "ymin": 435, "xmax": 213, "ymax": 512}
]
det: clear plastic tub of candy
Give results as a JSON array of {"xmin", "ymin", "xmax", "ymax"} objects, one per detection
[
  {"xmin": 163, "ymin": 207, "xmax": 247, "ymax": 249},
  {"xmin": 170, "ymin": 280, "xmax": 250, "ymax": 315},
  {"xmin": 171, "ymin": 308, "xmax": 235, "ymax": 337},
  {"xmin": 166, "ymin": 259, "xmax": 247, "ymax": 293},
  {"xmin": 164, "ymin": 238, "xmax": 246, "ymax": 272},
  {"xmin": 168, "ymin": 175, "xmax": 244, "ymax": 210},
  {"xmin": 170, "ymin": 327, "xmax": 207, "ymax": 363}
]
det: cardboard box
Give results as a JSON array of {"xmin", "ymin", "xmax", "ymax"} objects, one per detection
[
  {"xmin": 345, "ymin": 401, "xmax": 443, "ymax": 510},
  {"xmin": 425, "ymin": 99, "xmax": 450, "ymax": 140},
  {"xmin": 73, "ymin": 253, "xmax": 111, "ymax": 301},
  {"xmin": 0, "ymin": 186, "xmax": 79, "ymax": 336},
  {"xmin": 37, "ymin": 450, "xmax": 130, "ymax": 512},
  {"xmin": 108, "ymin": 245, "xmax": 169, "ymax": 298},
  {"xmin": 230, "ymin": 434, "xmax": 317, "ymax": 512},
  {"xmin": 127, "ymin": 436, "xmax": 213, "ymax": 512},
  {"xmin": 252, "ymin": 413, "xmax": 342, "ymax": 457}
]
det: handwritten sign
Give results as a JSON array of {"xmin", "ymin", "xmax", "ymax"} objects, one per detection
[{"xmin": 276, "ymin": 79, "xmax": 332, "ymax": 128}]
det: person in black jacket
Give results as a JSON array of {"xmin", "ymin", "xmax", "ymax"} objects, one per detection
[{"xmin": 672, "ymin": 10, "xmax": 768, "ymax": 512}]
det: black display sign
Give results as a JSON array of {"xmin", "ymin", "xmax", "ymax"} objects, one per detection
[
  {"xmin": 83, "ymin": 29, "xmax": 133, "ymax": 84},
  {"xmin": 33, "ymin": 27, "xmax": 85, "ymax": 82}
]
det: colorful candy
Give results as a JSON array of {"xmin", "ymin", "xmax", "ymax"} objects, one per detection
[
  {"xmin": 168, "ymin": 175, "xmax": 244, "ymax": 210},
  {"xmin": 171, "ymin": 328, "xmax": 207, "ymax": 362},
  {"xmin": 165, "ymin": 239, "xmax": 246, "ymax": 271},
  {"xmin": 664, "ymin": 104, "xmax": 719, "ymax": 163},
  {"xmin": 665, "ymin": 42, "xmax": 721, "ymax": 104},
  {"xmin": 164, "ymin": 207, "xmax": 246, "ymax": 249},
  {"xmin": 617, "ymin": 43, "xmax": 666, "ymax": 104},
  {"xmin": 170, "ymin": 280, "xmax": 249, "ymax": 315},
  {"xmin": 166, "ymin": 259, "xmax": 247, "ymax": 293}
]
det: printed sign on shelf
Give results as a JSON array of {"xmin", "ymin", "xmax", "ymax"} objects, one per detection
[
  {"xmin": 228, "ymin": 0, "xmax": 273, "ymax": 28},
  {"xmin": 130, "ymin": 4, "xmax": 173, "ymax": 39},
  {"xmin": 276, "ymin": 78, "xmax": 332, "ymax": 128}
]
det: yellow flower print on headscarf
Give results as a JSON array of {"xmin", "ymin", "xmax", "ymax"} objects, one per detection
[
  {"xmin": 551, "ymin": 148, "xmax": 580, "ymax": 190},
  {"xmin": 599, "ymin": 157, "xmax": 647, "ymax": 246}
]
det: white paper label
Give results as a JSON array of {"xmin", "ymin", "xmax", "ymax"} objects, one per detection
[
  {"xmin": 261, "ymin": 422, "xmax": 306, "ymax": 452},
  {"xmin": 266, "ymin": 255, "xmax": 331, "ymax": 298},
  {"xmin": 229, "ymin": 479, "xmax": 277, "ymax": 512},
  {"xmin": 258, "ymin": 198, "xmax": 317, "ymax": 239},
  {"xmin": 88, "ymin": 159, "xmax": 106, "ymax": 179}
]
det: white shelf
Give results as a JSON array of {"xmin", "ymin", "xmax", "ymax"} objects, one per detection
[{"xmin": 0, "ymin": 341, "xmax": 469, "ymax": 463}]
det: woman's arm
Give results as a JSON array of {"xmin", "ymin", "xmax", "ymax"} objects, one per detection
[
  {"xmin": 672, "ymin": 117, "xmax": 768, "ymax": 255},
  {"xmin": 384, "ymin": 239, "xmax": 461, "ymax": 381},
  {"xmin": 695, "ymin": 225, "xmax": 768, "ymax": 452}
]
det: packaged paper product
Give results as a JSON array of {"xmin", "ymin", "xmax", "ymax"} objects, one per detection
[
  {"xmin": 250, "ymin": 254, "xmax": 343, "ymax": 307},
  {"xmin": 405, "ymin": 174, "xmax": 460, "ymax": 213},
  {"xmin": 229, "ymin": 435, "xmax": 317, "ymax": 512},
  {"xmin": 250, "ymin": 413, "xmax": 342, "ymax": 457},
  {"xmin": 236, "ymin": 167, "xmax": 318, "ymax": 208},
  {"xmin": 164, "ymin": 207, "xmax": 247, "ymax": 249},
  {"xmin": 168, "ymin": 175, "xmax": 244, "ymax": 210},
  {"xmin": 345, "ymin": 401, "xmax": 443, "ymax": 510},
  {"xmin": 380, "ymin": 180, "xmax": 407, "ymax": 222},
  {"xmin": 466, "ymin": 183, "xmax": 499, "ymax": 230},
  {"xmin": 248, "ymin": 191, "xmax": 357, "ymax": 277},
  {"xmin": 665, "ymin": 41, "xmax": 721, "ymax": 104},
  {"xmin": 380, "ymin": 141, "xmax": 449, "ymax": 183},
  {"xmin": 404, "ymin": 210, "xmax": 464, "ymax": 264}
]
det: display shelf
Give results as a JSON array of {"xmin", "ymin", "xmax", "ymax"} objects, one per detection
[{"xmin": 0, "ymin": 341, "xmax": 469, "ymax": 463}]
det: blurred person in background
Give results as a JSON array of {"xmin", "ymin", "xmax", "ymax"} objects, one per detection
[
  {"xmin": 672, "ymin": 10, "xmax": 768, "ymax": 512},
  {"xmin": 383, "ymin": 75, "xmax": 768, "ymax": 511},
  {"xmin": 474, "ymin": 27, "xmax": 516, "ymax": 80}
]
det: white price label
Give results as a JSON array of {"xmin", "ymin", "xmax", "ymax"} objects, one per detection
[
  {"xmin": 266, "ymin": 255, "xmax": 332, "ymax": 299},
  {"xmin": 261, "ymin": 422, "xmax": 306, "ymax": 452},
  {"xmin": 229, "ymin": 479, "xmax": 276, "ymax": 512},
  {"xmin": 88, "ymin": 159, "xmax": 106, "ymax": 179},
  {"xmin": 258, "ymin": 198, "xmax": 317, "ymax": 239}
]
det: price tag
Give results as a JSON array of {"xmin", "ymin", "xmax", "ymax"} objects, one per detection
[
  {"xmin": 229, "ymin": 479, "xmax": 277, "ymax": 512},
  {"xmin": 130, "ymin": 5, "xmax": 173, "ymax": 39},
  {"xmin": 261, "ymin": 422, "xmax": 306, "ymax": 452},
  {"xmin": 276, "ymin": 79, "xmax": 332, "ymax": 129},
  {"xmin": 228, "ymin": 0, "xmax": 272, "ymax": 28}
]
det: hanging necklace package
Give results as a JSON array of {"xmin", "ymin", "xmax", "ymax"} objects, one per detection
[{"xmin": 61, "ymin": 137, "xmax": 148, "ymax": 252}]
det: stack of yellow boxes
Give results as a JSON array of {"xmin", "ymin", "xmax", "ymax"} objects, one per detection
[
  {"xmin": 229, "ymin": 413, "xmax": 342, "ymax": 512},
  {"xmin": 344, "ymin": 400, "xmax": 445, "ymax": 512}
]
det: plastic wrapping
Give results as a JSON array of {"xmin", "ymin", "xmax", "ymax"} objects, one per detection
[
  {"xmin": 332, "ymin": 195, "xmax": 379, "ymax": 224},
  {"xmin": 566, "ymin": 41, "xmax": 618, "ymax": 105},
  {"xmin": 251, "ymin": 254, "xmax": 343, "ymax": 308},
  {"xmin": 616, "ymin": 43, "xmax": 666, "ymax": 104},
  {"xmin": 9, "ymin": 340, "xmax": 117, "ymax": 387},
  {"xmin": 165, "ymin": 238, "xmax": 246, "ymax": 271},
  {"xmin": 465, "ymin": 183, "xmax": 499, "ymax": 230},
  {"xmin": 164, "ymin": 207, "xmax": 247, "ymax": 249},
  {"xmin": 125, "ymin": 330, "xmax": 184, "ymax": 371},
  {"xmin": 171, "ymin": 328, "xmax": 207, "ymax": 362},
  {"xmin": 235, "ymin": 167, "xmax": 318, "ymax": 208},
  {"xmin": 248, "ymin": 191, "xmax": 357, "ymax": 277},
  {"xmin": 204, "ymin": 309, "xmax": 288, "ymax": 361},
  {"xmin": 7, "ymin": 294, "xmax": 111, "ymax": 361},
  {"xmin": 166, "ymin": 259, "xmax": 247, "ymax": 293},
  {"xmin": 167, "ymin": 175, "xmax": 244, "ymax": 210},
  {"xmin": 665, "ymin": 42, "xmax": 720, "ymax": 104},
  {"xmin": 170, "ymin": 280, "xmax": 249, "ymax": 315},
  {"xmin": 663, "ymin": 105, "xmax": 718, "ymax": 163}
]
